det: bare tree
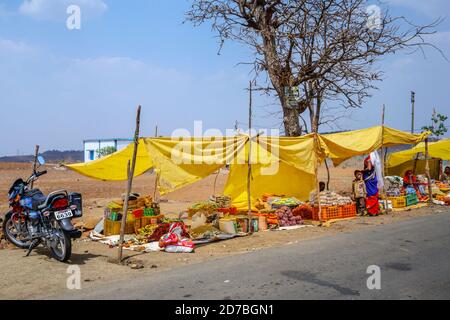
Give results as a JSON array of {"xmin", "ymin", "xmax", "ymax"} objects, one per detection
[{"xmin": 186, "ymin": 0, "xmax": 442, "ymax": 135}]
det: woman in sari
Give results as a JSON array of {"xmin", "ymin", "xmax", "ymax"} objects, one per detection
[{"xmin": 363, "ymin": 156, "xmax": 380, "ymax": 216}]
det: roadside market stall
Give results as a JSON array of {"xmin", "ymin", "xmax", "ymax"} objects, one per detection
[
  {"xmin": 65, "ymin": 126, "xmax": 429, "ymax": 252},
  {"xmin": 387, "ymin": 139, "xmax": 450, "ymax": 205}
]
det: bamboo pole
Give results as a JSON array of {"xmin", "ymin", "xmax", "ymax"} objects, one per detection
[
  {"xmin": 314, "ymin": 134, "xmax": 323, "ymax": 224},
  {"xmin": 380, "ymin": 105, "xmax": 388, "ymax": 214},
  {"xmin": 247, "ymin": 81, "xmax": 253, "ymax": 229},
  {"xmin": 411, "ymin": 91, "xmax": 415, "ymax": 134},
  {"xmin": 153, "ymin": 124, "xmax": 159, "ymax": 202},
  {"xmin": 118, "ymin": 105, "xmax": 141, "ymax": 263},
  {"xmin": 213, "ymin": 171, "xmax": 220, "ymax": 197},
  {"xmin": 30, "ymin": 145, "xmax": 40, "ymax": 189},
  {"xmin": 324, "ymin": 159, "xmax": 330, "ymax": 191},
  {"xmin": 425, "ymin": 138, "xmax": 434, "ymax": 205}
]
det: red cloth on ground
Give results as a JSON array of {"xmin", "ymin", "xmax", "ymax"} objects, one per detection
[{"xmin": 366, "ymin": 194, "xmax": 380, "ymax": 216}]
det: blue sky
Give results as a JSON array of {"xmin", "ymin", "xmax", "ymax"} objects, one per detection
[{"xmin": 0, "ymin": 0, "xmax": 449, "ymax": 156}]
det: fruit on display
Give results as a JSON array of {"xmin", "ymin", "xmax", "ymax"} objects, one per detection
[
  {"xmin": 275, "ymin": 206, "xmax": 303, "ymax": 227},
  {"xmin": 313, "ymin": 191, "xmax": 353, "ymax": 206},
  {"xmin": 292, "ymin": 204, "xmax": 313, "ymax": 220},
  {"xmin": 138, "ymin": 224, "xmax": 159, "ymax": 237},
  {"xmin": 188, "ymin": 201, "xmax": 219, "ymax": 216},
  {"xmin": 270, "ymin": 197, "xmax": 302, "ymax": 208}
]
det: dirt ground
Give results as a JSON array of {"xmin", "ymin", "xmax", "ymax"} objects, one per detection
[{"xmin": 1, "ymin": 162, "xmax": 444, "ymax": 300}]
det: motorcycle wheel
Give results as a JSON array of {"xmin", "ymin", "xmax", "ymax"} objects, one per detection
[
  {"xmin": 2, "ymin": 212, "xmax": 32, "ymax": 249},
  {"xmin": 50, "ymin": 230, "xmax": 72, "ymax": 262}
]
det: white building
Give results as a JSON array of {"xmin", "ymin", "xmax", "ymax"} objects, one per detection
[{"xmin": 83, "ymin": 138, "xmax": 133, "ymax": 162}]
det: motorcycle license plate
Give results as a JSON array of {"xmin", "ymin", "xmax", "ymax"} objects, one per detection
[{"xmin": 55, "ymin": 209, "xmax": 73, "ymax": 220}]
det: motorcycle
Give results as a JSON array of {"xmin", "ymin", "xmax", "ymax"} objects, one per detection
[{"xmin": 2, "ymin": 156, "xmax": 83, "ymax": 262}]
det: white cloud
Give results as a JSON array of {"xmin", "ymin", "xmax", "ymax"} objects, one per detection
[
  {"xmin": 19, "ymin": 0, "xmax": 107, "ymax": 20},
  {"xmin": 0, "ymin": 38, "xmax": 32, "ymax": 53}
]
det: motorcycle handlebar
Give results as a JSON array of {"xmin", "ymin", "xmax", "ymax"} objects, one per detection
[{"xmin": 36, "ymin": 170, "xmax": 47, "ymax": 177}]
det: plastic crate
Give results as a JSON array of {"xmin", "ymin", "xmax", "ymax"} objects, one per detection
[
  {"xmin": 387, "ymin": 196, "xmax": 406, "ymax": 208},
  {"xmin": 134, "ymin": 215, "xmax": 163, "ymax": 233},
  {"xmin": 406, "ymin": 193, "xmax": 419, "ymax": 206},
  {"xmin": 339, "ymin": 204, "xmax": 357, "ymax": 218},
  {"xmin": 313, "ymin": 205, "xmax": 357, "ymax": 221},
  {"xmin": 104, "ymin": 219, "xmax": 135, "ymax": 236},
  {"xmin": 313, "ymin": 206, "xmax": 339, "ymax": 221}
]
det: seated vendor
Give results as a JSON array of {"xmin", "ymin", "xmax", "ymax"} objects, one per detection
[
  {"xmin": 441, "ymin": 166, "xmax": 450, "ymax": 183},
  {"xmin": 403, "ymin": 170, "xmax": 427, "ymax": 196},
  {"xmin": 309, "ymin": 181, "xmax": 326, "ymax": 203}
]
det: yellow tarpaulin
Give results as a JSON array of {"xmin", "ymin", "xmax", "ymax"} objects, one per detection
[
  {"xmin": 65, "ymin": 139, "xmax": 153, "ymax": 180},
  {"xmin": 387, "ymin": 139, "xmax": 450, "ymax": 168},
  {"xmin": 320, "ymin": 126, "xmax": 430, "ymax": 166},
  {"xmin": 143, "ymin": 136, "xmax": 248, "ymax": 195},
  {"xmin": 224, "ymin": 162, "xmax": 316, "ymax": 210},
  {"xmin": 223, "ymin": 135, "xmax": 320, "ymax": 210}
]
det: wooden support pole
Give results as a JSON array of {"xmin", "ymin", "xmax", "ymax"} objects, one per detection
[
  {"xmin": 247, "ymin": 81, "xmax": 253, "ymax": 224},
  {"xmin": 30, "ymin": 145, "xmax": 40, "ymax": 190},
  {"xmin": 380, "ymin": 105, "xmax": 388, "ymax": 214},
  {"xmin": 425, "ymin": 138, "xmax": 434, "ymax": 205},
  {"xmin": 213, "ymin": 171, "xmax": 220, "ymax": 197},
  {"xmin": 314, "ymin": 135, "xmax": 323, "ymax": 224},
  {"xmin": 324, "ymin": 159, "xmax": 330, "ymax": 191},
  {"xmin": 152, "ymin": 124, "xmax": 160, "ymax": 202},
  {"xmin": 118, "ymin": 105, "xmax": 141, "ymax": 263},
  {"xmin": 411, "ymin": 91, "xmax": 415, "ymax": 134}
]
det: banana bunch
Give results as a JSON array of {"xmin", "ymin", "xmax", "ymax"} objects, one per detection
[
  {"xmin": 138, "ymin": 224, "xmax": 158, "ymax": 237},
  {"xmin": 107, "ymin": 200, "xmax": 123, "ymax": 210}
]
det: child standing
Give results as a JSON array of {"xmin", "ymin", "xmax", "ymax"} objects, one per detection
[{"xmin": 352, "ymin": 170, "xmax": 368, "ymax": 216}]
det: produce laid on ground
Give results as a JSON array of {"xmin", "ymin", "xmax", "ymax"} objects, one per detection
[
  {"xmin": 274, "ymin": 206, "xmax": 303, "ymax": 227},
  {"xmin": 310, "ymin": 191, "xmax": 356, "ymax": 221},
  {"xmin": 384, "ymin": 176, "xmax": 403, "ymax": 197},
  {"xmin": 292, "ymin": 204, "xmax": 314, "ymax": 220},
  {"xmin": 384, "ymin": 176, "xmax": 450, "ymax": 206}
]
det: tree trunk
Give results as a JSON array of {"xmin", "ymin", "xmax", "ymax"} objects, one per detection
[{"xmin": 282, "ymin": 105, "xmax": 302, "ymax": 136}]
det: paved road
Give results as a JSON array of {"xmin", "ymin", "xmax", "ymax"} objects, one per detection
[{"xmin": 60, "ymin": 212, "xmax": 450, "ymax": 300}]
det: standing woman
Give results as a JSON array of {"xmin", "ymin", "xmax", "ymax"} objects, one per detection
[{"xmin": 363, "ymin": 156, "xmax": 380, "ymax": 216}]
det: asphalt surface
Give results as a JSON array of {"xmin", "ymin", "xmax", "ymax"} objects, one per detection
[{"xmin": 60, "ymin": 212, "xmax": 450, "ymax": 300}]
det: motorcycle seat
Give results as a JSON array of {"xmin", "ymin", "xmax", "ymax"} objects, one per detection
[
  {"xmin": 25, "ymin": 189, "xmax": 47, "ymax": 210},
  {"xmin": 37, "ymin": 190, "xmax": 68, "ymax": 210}
]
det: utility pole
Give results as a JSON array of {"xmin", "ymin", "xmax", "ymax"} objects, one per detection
[{"xmin": 411, "ymin": 91, "xmax": 416, "ymax": 134}]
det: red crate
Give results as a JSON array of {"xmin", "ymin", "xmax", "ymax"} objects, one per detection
[{"xmin": 313, "ymin": 204, "xmax": 356, "ymax": 221}]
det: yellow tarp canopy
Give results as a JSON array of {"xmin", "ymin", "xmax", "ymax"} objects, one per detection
[
  {"xmin": 65, "ymin": 126, "xmax": 429, "ymax": 210},
  {"xmin": 320, "ymin": 126, "xmax": 430, "ymax": 166},
  {"xmin": 387, "ymin": 139, "xmax": 450, "ymax": 168},
  {"xmin": 65, "ymin": 139, "xmax": 153, "ymax": 180},
  {"xmin": 143, "ymin": 136, "xmax": 248, "ymax": 195},
  {"xmin": 223, "ymin": 135, "xmax": 320, "ymax": 210}
]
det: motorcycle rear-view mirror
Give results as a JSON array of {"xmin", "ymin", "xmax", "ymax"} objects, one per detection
[{"xmin": 37, "ymin": 156, "xmax": 45, "ymax": 166}]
